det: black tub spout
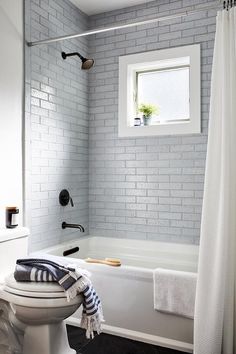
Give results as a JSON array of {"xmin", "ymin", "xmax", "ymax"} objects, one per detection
[{"xmin": 62, "ymin": 222, "xmax": 85, "ymax": 232}]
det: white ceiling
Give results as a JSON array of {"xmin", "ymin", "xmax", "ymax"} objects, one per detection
[{"xmin": 69, "ymin": 0, "xmax": 151, "ymax": 16}]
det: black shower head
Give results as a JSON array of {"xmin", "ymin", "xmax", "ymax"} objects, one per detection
[
  {"xmin": 61, "ymin": 51, "xmax": 94, "ymax": 70},
  {"xmin": 81, "ymin": 58, "xmax": 94, "ymax": 70}
]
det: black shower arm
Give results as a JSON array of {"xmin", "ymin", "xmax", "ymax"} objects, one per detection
[{"xmin": 62, "ymin": 52, "xmax": 83, "ymax": 60}]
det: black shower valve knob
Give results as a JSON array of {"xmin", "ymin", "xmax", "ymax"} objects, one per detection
[{"xmin": 59, "ymin": 189, "xmax": 74, "ymax": 207}]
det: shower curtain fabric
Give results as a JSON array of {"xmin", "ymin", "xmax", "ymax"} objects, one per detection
[{"xmin": 194, "ymin": 7, "xmax": 236, "ymax": 354}]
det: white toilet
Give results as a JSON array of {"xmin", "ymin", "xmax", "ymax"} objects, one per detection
[{"xmin": 0, "ymin": 228, "xmax": 83, "ymax": 354}]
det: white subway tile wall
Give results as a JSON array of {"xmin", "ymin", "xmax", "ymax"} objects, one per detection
[
  {"xmin": 25, "ymin": 0, "xmax": 89, "ymax": 251},
  {"xmin": 88, "ymin": 0, "xmax": 217, "ymax": 244},
  {"xmin": 25, "ymin": 0, "xmax": 217, "ymax": 250}
]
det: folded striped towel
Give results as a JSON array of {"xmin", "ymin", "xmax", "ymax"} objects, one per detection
[{"xmin": 14, "ymin": 258, "xmax": 103, "ymax": 339}]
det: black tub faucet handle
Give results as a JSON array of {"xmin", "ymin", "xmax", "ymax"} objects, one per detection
[{"xmin": 70, "ymin": 197, "xmax": 74, "ymax": 207}]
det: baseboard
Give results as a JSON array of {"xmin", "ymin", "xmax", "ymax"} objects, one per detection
[{"xmin": 65, "ymin": 317, "xmax": 193, "ymax": 353}]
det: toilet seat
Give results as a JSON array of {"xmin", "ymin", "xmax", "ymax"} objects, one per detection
[
  {"xmin": 0, "ymin": 274, "xmax": 83, "ymax": 308},
  {"xmin": 4, "ymin": 274, "xmax": 66, "ymax": 298}
]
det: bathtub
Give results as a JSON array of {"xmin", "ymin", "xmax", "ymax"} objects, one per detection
[{"xmin": 36, "ymin": 236, "xmax": 198, "ymax": 353}]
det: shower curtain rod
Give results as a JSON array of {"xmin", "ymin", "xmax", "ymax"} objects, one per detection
[{"xmin": 28, "ymin": 3, "xmax": 221, "ymax": 47}]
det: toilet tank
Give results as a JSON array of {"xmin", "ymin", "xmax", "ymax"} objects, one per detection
[{"xmin": 0, "ymin": 227, "xmax": 29, "ymax": 281}]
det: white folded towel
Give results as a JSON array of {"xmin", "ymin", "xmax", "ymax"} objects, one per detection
[{"xmin": 153, "ymin": 268, "xmax": 197, "ymax": 319}]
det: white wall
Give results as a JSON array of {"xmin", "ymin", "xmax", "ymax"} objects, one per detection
[{"xmin": 0, "ymin": 0, "xmax": 23, "ymax": 228}]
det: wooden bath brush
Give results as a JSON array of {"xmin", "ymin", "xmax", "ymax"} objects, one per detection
[{"xmin": 85, "ymin": 257, "xmax": 121, "ymax": 267}]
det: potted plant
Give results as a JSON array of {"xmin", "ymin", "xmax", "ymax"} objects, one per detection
[{"xmin": 138, "ymin": 103, "xmax": 159, "ymax": 126}]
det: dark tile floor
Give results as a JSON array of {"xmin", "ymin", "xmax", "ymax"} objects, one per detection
[{"xmin": 67, "ymin": 325, "xmax": 188, "ymax": 354}]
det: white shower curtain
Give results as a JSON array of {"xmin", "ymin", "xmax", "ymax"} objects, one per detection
[{"xmin": 194, "ymin": 7, "xmax": 236, "ymax": 354}]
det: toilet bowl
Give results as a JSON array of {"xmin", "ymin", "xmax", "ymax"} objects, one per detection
[{"xmin": 0, "ymin": 274, "xmax": 83, "ymax": 354}]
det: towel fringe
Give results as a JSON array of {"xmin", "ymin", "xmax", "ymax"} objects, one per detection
[
  {"xmin": 65, "ymin": 276, "xmax": 91, "ymax": 301},
  {"xmin": 80, "ymin": 304, "xmax": 104, "ymax": 339}
]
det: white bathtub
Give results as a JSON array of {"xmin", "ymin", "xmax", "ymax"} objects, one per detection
[{"xmin": 36, "ymin": 236, "xmax": 198, "ymax": 353}]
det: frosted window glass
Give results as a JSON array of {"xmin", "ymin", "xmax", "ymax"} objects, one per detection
[{"xmin": 137, "ymin": 67, "xmax": 190, "ymax": 125}]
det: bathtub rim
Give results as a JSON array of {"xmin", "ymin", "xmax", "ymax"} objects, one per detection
[
  {"xmin": 35, "ymin": 234, "xmax": 199, "ymax": 254},
  {"xmin": 33, "ymin": 235, "xmax": 199, "ymax": 272}
]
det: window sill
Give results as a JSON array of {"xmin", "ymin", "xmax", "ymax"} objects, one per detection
[{"xmin": 119, "ymin": 119, "xmax": 200, "ymax": 137}]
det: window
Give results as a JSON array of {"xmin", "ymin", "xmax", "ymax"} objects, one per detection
[
  {"xmin": 118, "ymin": 45, "xmax": 200, "ymax": 137},
  {"xmin": 137, "ymin": 65, "xmax": 190, "ymax": 124}
]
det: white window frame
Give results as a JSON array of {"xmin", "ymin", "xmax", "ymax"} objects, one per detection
[{"xmin": 118, "ymin": 44, "xmax": 201, "ymax": 137}]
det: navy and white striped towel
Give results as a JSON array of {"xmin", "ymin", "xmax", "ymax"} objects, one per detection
[{"xmin": 14, "ymin": 258, "xmax": 103, "ymax": 338}]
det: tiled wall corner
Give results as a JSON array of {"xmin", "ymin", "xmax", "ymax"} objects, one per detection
[{"xmin": 25, "ymin": 0, "xmax": 89, "ymax": 251}]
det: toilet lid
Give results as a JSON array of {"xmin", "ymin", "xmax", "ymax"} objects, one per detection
[{"xmin": 4, "ymin": 274, "xmax": 67, "ymax": 298}]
